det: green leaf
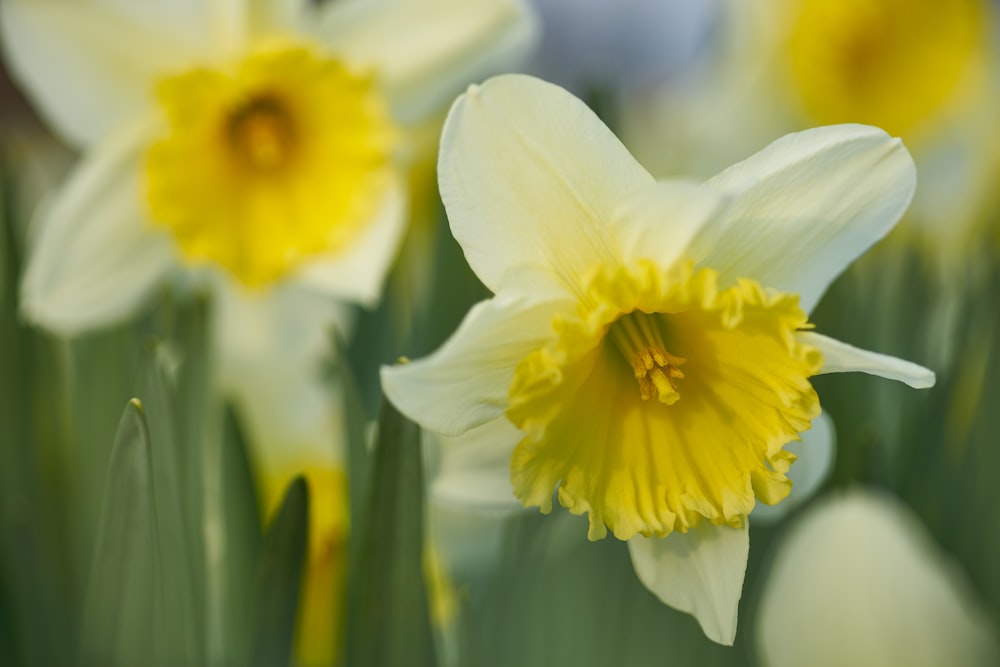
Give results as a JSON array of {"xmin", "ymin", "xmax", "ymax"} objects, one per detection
[
  {"xmin": 79, "ymin": 399, "xmax": 203, "ymax": 667},
  {"xmin": 135, "ymin": 342, "xmax": 207, "ymax": 644},
  {"xmin": 217, "ymin": 405, "xmax": 263, "ymax": 665},
  {"xmin": 345, "ymin": 400, "xmax": 436, "ymax": 667},
  {"xmin": 249, "ymin": 475, "xmax": 309, "ymax": 667}
]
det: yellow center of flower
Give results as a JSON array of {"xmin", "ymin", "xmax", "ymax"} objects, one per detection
[
  {"xmin": 226, "ymin": 94, "xmax": 297, "ymax": 170},
  {"xmin": 785, "ymin": 0, "xmax": 987, "ymax": 139},
  {"xmin": 609, "ymin": 312, "xmax": 687, "ymax": 404},
  {"xmin": 507, "ymin": 261, "xmax": 823, "ymax": 541},
  {"xmin": 145, "ymin": 42, "xmax": 397, "ymax": 286}
]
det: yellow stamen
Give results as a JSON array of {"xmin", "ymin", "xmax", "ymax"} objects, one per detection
[
  {"xmin": 226, "ymin": 94, "xmax": 296, "ymax": 170},
  {"xmin": 610, "ymin": 312, "xmax": 686, "ymax": 404}
]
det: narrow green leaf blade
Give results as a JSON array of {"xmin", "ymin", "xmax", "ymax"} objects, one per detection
[
  {"xmin": 218, "ymin": 405, "xmax": 263, "ymax": 665},
  {"xmin": 79, "ymin": 400, "xmax": 160, "ymax": 667},
  {"xmin": 250, "ymin": 476, "xmax": 309, "ymax": 667},
  {"xmin": 346, "ymin": 400, "xmax": 436, "ymax": 667}
]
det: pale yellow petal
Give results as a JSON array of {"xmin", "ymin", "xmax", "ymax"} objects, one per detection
[
  {"xmin": 628, "ymin": 522, "xmax": 749, "ymax": 646},
  {"xmin": 697, "ymin": 124, "xmax": 916, "ymax": 313},
  {"xmin": 20, "ymin": 119, "xmax": 176, "ymax": 335},
  {"xmin": 0, "ymin": 0, "xmax": 204, "ymax": 147},
  {"xmin": 439, "ymin": 74, "xmax": 653, "ymax": 298},
  {"xmin": 319, "ymin": 0, "xmax": 538, "ymax": 123},
  {"xmin": 801, "ymin": 332, "xmax": 936, "ymax": 388}
]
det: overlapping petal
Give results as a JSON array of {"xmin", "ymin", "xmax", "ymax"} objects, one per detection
[
  {"xmin": 381, "ymin": 294, "xmax": 569, "ymax": 436},
  {"xmin": 438, "ymin": 74, "xmax": 653, "ymax": 299},
  {"xmin": 628, "ymin": 522, "xmax": 749, "ymax": 646},
  {"xmin": 428, "ymin": 416, "xmax": 524, "ymax": 512},
  {"xmin": 319, "ymin": 0, "xmax": 538, "ymax": 123},
  {"xmin": 696, "ymin": 124, "xmax": 917, "ymax": 313},
  {"xmin": 611, "ymin": 180, "xmax": 728, "ymax": 270},
  {"xmin": 20, "ymin": 120, "xmax": 175, "ymax": 334}
]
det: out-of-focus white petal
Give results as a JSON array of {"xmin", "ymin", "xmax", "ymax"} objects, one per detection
[
  {"xmin": 293, "ymin": 172, "xmax": 407, "ymax": 308},
  {"xmin": 756, "ymin": 489, "xmax": 1000, "ymax": 667},
  {"xmin": 0, "ymin": 0, "xmax": 204, "ymax": 147},
  {"xmin": 628, "ymin": 522, "xmax": 749, "ymax": 646},
  {"xmin": 696, "ymin": 124, "xmax": 916, "ymax": 313},
  {"xmin": 428, "ymin": 416, "xmax": 524, "ymax": 512},
  {"xmin": 246, "ymin": 0, "xmax": 308, "ymax": 35},
  {"xmin": 381, "ymin": 294, "xmax": 568, "ymax": 436},
  {"xmin": 801, "ymin": 332, "xmax": 936, "ymax": 389},
  {"xmin": 611, "ymin": 180, "xmax": 726, "ymax": 270},
  {"xmin": 319, "ymin": 0, "xmax": 538, "ymax": 124},
  {"xmin": 216, "ymin": 281, "xmax": 354, "ymax": 469},
  {"xmin": 751, "ymin": 412, "xmax": 835, "ymax": 525},
  {"xmin": 20, "ymin": 120, "xmax": 176, "ymax": 335},
  {"xmin": 438, "ymin": 74, "xmax": 653, "ymax": 297}
]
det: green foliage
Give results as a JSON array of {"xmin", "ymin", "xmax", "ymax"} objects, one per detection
[
  {"xmin": 249, "ymin": 476, "xmax": 310, "ymax": 667},
  {"xmin": 345, "ymin": 400, "xmax": 436, "ymax": 667}
]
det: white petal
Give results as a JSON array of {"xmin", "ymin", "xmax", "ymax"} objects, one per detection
[
  {"xmin": 752, "ymin": 412, "xmax": 835, "ymax": 525},
  {"xmin": 439, "ymin": 74, "xmax": 653, "ymax": 297},
  {"xmin": 612, "ymin": 180, "xmax": 727, "ymax": 270},
  {"xmin": 21, "ymin": 119, "xmax": 176, "ymax": 335},
  {"xmin": 247, "ymin": 0, "xmax": 308, "ymax": 34},
  {"xmin": 428, "ymin": 416, "xmax": 524, "ymax": 513},
  {"xmin": 756, "ymin": 489, "xmax": 1000, "ymax": 667},
  {"xmin": 381, "ymin": 294, "xmax": 566, "ymax": 436},
  {"xmin": 0, "ymin": 0, "xmax": 204, "ymax": 147},
  {"xmin": 216, "ymin": 281, "xmax": 354, "ymax": 469},
  {"xmin": 319, "ymin": 0, "xmax": 538, "ymax": 123},
  {"xmin": 628, "ymin": 522, "xmax": 749, "ymax": 646},
  {"xmin": 801, "ymin": 332, "xmax": 936, "ymax": 389},
  {"xmin": 293, "ymin": 172, "xmax": 407, "ymax": 307},
  {"xmin": 697, "ymin": 124, "xmax": 916, "ymax": 313}
]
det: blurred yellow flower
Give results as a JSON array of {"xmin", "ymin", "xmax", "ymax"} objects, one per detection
[
  {"xmin": 1, "ymin": 0, "xmax": 537, "ymax": 330},
  {"xmin": 383, "ymin": 74, "xmax": 934, "ymax": 645},
  {"xmin": 623, "ymin": 0, "xmax": 1000, "ymax": 263}
]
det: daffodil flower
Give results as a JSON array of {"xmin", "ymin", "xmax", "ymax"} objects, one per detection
[
  {"xmin": 381, "ymin": 74, "xmax": 934, "ymax": 645},
  {"xmin": 2, "ymin": 0, "xmax": 535, "ymax": 329}
]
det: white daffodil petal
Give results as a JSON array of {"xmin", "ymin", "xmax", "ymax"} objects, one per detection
[
  {"xmin": 381, "ymin": 294, "xmax": 566, "ymax": 436},
  {"xmin": 612, "ymin": 180, "xmax": 727, "ymax": 269},
  {"xmin": 216, "ymin": 281, "xmax": 354, "ymax": 468},
  {"xmin": 801, "ymin": 332, "xmax": 936, "ymax": 389},
  {"xmin": 752, "ymin": 412, "xmax": 835, "ymax": 525},
  {"xmin": 429, "ymin": 416, "xmax": 524, "ymax": 513},
  {"xmin": 248, "ymin": 0, "xmax": 308, "ymax": 35},
  {"xmin": 756, "ymin": 489, "xmax": 1000, "ymax": 667},
  {"xmin": 320, "ymin": 0, "xmax": 537, "ymax": 124},
  {"xmin": 698, "ymin": 124, "xmax": 916, "ymax": 313},
  {"xmin": 439, "ymin": 74, "xmax": 653, "ymax": 297},
  {"xmin": 294, "ymin": 172, "xmax": 407, "ymax": 307},
  {"xmin": 628, "ymin": 522, "xmax": 749, "ymax": 646},
  {"xmin": 21, "ymin": 120, "xmax": 175, "ymax": 335},
  {"xmin": 0, "ymin": 0, "xmax": 201, "ymax": 147}
]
